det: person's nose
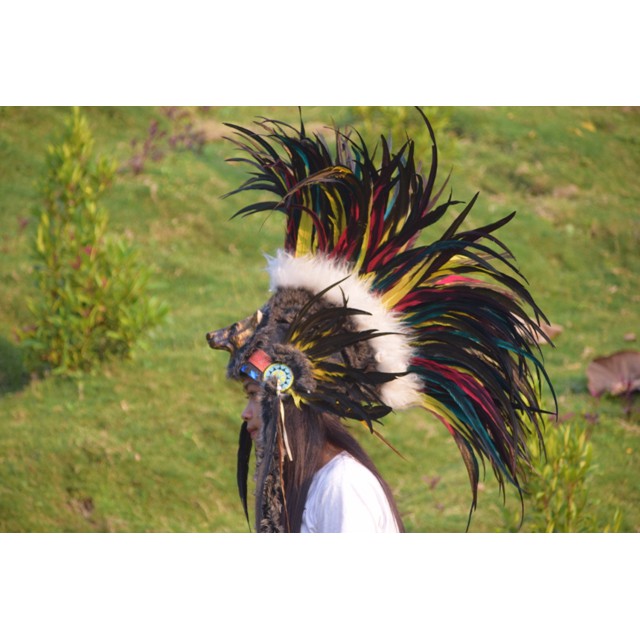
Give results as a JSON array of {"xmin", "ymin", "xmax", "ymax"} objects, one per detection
[{"xmin": 241, "ymin": 401, "xmax": 252, "ymax": 422}]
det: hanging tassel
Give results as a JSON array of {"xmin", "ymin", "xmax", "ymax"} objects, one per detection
[
  {"xmin": 275, "ymin": 387, "xmax": 292, "ymax": 532},
  {"xmin": 278, "ymin": 383, "xmax": 294, "ymax": 462}
]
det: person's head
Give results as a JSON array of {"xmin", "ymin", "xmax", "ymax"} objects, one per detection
[{"xmin": 216, "ymin": 280, "xmax": 402, "ymax": 532}]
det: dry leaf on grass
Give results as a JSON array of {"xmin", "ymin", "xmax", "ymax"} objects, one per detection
[{"xmin": 586, "ymin": 350, "xmax": 640, "ymax": 397}]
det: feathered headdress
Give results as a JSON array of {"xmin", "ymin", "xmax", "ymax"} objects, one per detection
[{"xmin": 207, "ymin": 109, "xmax": 555, "ymax": 531}]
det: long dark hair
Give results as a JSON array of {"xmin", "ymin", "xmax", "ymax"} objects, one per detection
[{"xmin": 278, "ymin": 401, "xmax": 405, "ymax": 533}]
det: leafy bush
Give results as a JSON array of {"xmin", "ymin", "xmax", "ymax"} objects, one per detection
[
  {"xmin": 18, "ymin": 107, "xmax": 168, "ymax": 374},
  {"xmin": 509, "ymin": 420, "xmax": 622, "ymax": 532}
]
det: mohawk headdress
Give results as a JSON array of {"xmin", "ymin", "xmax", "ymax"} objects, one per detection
[{"xmin": 207, "ymin": 109, "xmax": 555, "ymax": 532}]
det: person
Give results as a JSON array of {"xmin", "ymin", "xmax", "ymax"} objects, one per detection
[{"xmin": 207, "ymin": 109, "xmax": 554, "ymax": 533}]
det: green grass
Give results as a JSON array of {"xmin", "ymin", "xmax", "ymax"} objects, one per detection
[{"xmin": 1, "ymin": 106, "xmax": 638, "ymax": 532}]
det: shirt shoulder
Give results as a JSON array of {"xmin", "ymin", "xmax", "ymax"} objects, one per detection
[{"xmin": 301, "ymin": 452, "xmax": 399, "ymax": 533}]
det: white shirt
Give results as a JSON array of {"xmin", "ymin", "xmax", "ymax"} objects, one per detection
[{"xmin": 300, "ymin": 451, "xmax": 399, "ymax": 533}]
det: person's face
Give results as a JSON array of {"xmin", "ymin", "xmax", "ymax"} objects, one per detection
[{"xmin": 241, "ymin": 379, "xmax": 263, "ymax": 441}]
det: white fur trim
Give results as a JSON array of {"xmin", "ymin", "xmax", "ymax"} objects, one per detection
[{"xmin": 265, "ymin": 251, "xmax": 422, "ymax": 410}]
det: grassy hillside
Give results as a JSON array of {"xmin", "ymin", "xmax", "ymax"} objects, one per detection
[{"xmin": 1, "ymin": 106, "xmax": 638, "ymax": 532}]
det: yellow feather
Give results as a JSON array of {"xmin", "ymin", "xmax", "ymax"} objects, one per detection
[
  {"xmin": 353, "ymin": 200, "xmax": 373, "ymax": 272},
  {"xmin": 295, "ymin": 210, "xmax": 315, "ymax": 256},
  {"xmin": 322, "ymin": 188, "xmax": 346, "ymax": 245},
  {"xmin": 381, "ymin": 260, "xmax": 432, "ymax": 308}
]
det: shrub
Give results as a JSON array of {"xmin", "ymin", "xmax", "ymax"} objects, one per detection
[
  {"xmin": 506, "ymin": 419, "xmax": 622, "ymax": 532},
  {"xmin": 18, "ymin": 107, "xmax": 168, "ymax": 374}
]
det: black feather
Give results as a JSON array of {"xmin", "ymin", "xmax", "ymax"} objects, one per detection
[{"xmin": 236, "ymin": 421, "xmax": 253, "ymax": 531}]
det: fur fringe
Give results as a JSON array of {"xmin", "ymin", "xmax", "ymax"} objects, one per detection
[{"xmin": 266, "ymin": 250, "xmax": 422, "ymax": 410}]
